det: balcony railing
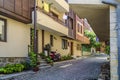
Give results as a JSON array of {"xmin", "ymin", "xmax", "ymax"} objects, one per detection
[{"xmin": 37, "ymin": 7, "xmax": 67, "ymax": 27}]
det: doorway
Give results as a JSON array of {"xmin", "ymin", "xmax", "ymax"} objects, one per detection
[{"xmin": 70, "ymin": 42, "xmax": 73, "ymax": 55}]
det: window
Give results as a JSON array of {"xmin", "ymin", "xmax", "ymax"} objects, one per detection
[
  {"xmin": 68, "ymin": 17, "xmax": 73, "ymax": 29},
  {"xmin": 77, "ymin": 23, "xmax": 80, "ymax": 32},
  {"xmin": 62, "ymin": 39, "xmax": 68, "ymax": 49},
  {"xmin": 80, "ymin": 25, "xmax": 82, "ymax": 34},
  {"xmin": 76, "ymin": 44, "xmax": 81, "ymax": 50},
  {"xmin": 77, "ymin": 23, "xmax": 83, "ymax": 34},
  {"xmin": 50, "ymin": 35, "xmax": 53, "ymax": 46},
  {"xmin": 0, "ymin": 18, "xmax": 7, "ymax": 42}
]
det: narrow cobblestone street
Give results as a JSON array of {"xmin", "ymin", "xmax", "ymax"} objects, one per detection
[{"xmin": 13, "ymin": 54, "xmax": 108, "ymax": 80}]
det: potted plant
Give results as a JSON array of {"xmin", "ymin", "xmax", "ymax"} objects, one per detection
[
  {"xmin": 33, "ymin": 66, "xmax": 39, "ymax": 72},
  {"xmin": 46, "ymin": 57, "xmax": 54, "ymax": 66}
]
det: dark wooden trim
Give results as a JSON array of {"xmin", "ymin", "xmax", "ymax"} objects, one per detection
[
  {"xmin": 14, "ymin": 0, "xmax": 15, "ymax": 12},
  {"xmin": 0, "ymin": 8, "xmax": 31, "ymax": 23},
  {"xmin": 0, "ymin": 17, "xmax": 7, "ymax": 42},
  {"xmin": 42, "ymin": 30, "xmax": 44, "ymax": 52},
  {"xmin": 0, "ymin": 0, "xmax": 34, "ymax": 24},
  {"xmin": 50, "ymin": 35, "xmax": 53, "ymax": 47}
]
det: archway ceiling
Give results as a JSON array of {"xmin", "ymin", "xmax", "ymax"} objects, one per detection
[{"xmin": 70, "ymin": 4, "xmax": 110, "ymax": 41}]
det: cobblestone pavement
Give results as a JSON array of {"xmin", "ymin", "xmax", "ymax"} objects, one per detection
[{"xmin": 12, "ymin": 54, "xmax": 108, "ymax": 80}]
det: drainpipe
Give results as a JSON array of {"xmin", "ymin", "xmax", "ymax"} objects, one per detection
[
  {"xmin": 34, "ymin": 0, "xmax": 37, "ymax": 54},
  {"xmin": 102, "ymin": 0, "xmax": 120, "ymax": 79}
]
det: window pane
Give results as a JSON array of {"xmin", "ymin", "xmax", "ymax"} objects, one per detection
[
  {"xmin": 0, "ymin": 20, "xmax": 5, "ymax": 41},
  {"xmin": 50, "ymin": 35, "xmax": 53, "ymax": 46},
  {"xmin": 62, "ymin": 39, "xmax": 64, "ymax": 49}
]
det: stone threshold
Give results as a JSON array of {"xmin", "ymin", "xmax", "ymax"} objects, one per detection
[{"xmin": 0, "ymin": 71, "xmax": 35, "ymax": 80}]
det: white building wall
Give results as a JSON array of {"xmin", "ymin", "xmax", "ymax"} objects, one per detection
[
  {"xmin": 0, "ymin": 15, "xmax": 30, "ymax": 57},
  {"xmin": 68, "ymin": 0, "xmax": 102, "ymax": 4}
]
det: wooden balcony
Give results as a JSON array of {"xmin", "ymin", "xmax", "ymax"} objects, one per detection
[
  {"xmin": 76, "ymin": 34, "xmax": 90, "ymax": 44},
  {"xmin": 83, "ymin": 36, "xmax": 90, "ymax": 44}
]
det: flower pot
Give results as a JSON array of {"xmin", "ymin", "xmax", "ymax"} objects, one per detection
[
  {"xmin": 37, "ymin": 62, "xmax": 40, "ymax": 65},
  {"xmin": 33, "ymin": 67, "xmax": 39, "ymax": 72}
]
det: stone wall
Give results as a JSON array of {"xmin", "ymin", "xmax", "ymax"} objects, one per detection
[
  {"xmin": 110, "ymin": 6, "xmax": 118, "ymax": 80},
  {"xmin": 0, "ymin": 57, "xmax": 26, "ymax": 67}
]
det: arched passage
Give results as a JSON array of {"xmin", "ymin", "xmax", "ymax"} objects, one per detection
[{"xmin": 67, "ymin": 0, "xmax": 118, "ymax": 80}]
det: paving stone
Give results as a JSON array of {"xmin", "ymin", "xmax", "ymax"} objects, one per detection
[{"xmin": 3, "ymin": 54, "xmax": 108, "ymax": 80}]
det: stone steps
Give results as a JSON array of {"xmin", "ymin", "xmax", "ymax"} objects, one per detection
[{"xmin": 38, "ymin": 57, "xmax": 51, "ymax": 70}]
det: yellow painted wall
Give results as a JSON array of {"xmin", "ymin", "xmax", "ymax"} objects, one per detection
[
  {"xmin": 38, "ymin": 29, "xmax": 42, "ymax": 53},
  {"xmin": 0, "ymin": 15, "xmax": 30, "ymax": 57},
  {"xmin": 100, "ymin": 42, "xmax": 106, "ymax": 53},
  {"xmin": 37, "ymin": 0, "xmax": 65, "ymax": 22},
  {"xmin": 37, "ymin": 0, "xmax": 43, "ymax": 9},
  {"xmin": 44, "ymin": 31, "xmax": 50, "ymax": 45},
  {"xmin": 51, "ymin": 35, "xmax": 70, "ymax": 56},
  {"xmin": 43, "ymin": 31, "xmax": 70, "ymax": 56},
  {"xmin": 37, "ymin": 29, "xmax": 82, "ymax": 57},
  {"xmin": 36, "ymin": 11, "xmax": 68, "ymax": 35},
  {"xmin": 73, "ymin": 41, "xmax": 82, "ymax": 57}
]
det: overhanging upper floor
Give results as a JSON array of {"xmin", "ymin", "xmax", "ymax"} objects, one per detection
[{"xmin": 32, "ymin": 9, "xmax": 68, "ymax": 36}]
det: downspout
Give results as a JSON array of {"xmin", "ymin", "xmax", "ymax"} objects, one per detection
[
  {"xmin": 102, "ymin": 0, "xmax": 120, "ymax": 79},
  {"xmin": 34, "ymin": 0, "xmax": 37, "ymax": 54}
]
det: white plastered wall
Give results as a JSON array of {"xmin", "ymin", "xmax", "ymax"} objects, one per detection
[{"xmin": 0, "ymin": 15, "xmax": 30, "ymax": 57}]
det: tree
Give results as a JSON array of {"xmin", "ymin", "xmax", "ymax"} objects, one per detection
[
  {"xmin": 84, "ymin": 30, "xmax": 96, "ymax": 47},
  {"xmin": 82, "ymin": 30, "xmax": 101, "ymax": 52}
]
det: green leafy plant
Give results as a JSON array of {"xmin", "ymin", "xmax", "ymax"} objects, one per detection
[
  {"xmin": 39, "ymin": 52, "xmax": 46, "ymax": 59},
  {"xmin": 60, "ymin": 55, "xmax": 73, "ymax": 61},
  {"xmin": 105, "ymin": 45, "xmax": 110, "ymax": 55},
  {"xmin": 46, "ymin": 56, "xmax": 53, "ymax": 63},
  {"xmin": 21, "ymin": 62, "xmax": 31, "ymax": 70},
  {"xmin": 29, "ymin": 51, "xmax": 37, "ymax": 68},
  {"xmin": 0, "ymin": 63, "xmax": 25, "ymax": 74},
  {"xmin": 45, "ymin": 56, "xmax": 53, "ymax": 66}
]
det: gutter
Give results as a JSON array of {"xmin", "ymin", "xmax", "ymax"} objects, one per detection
[
  {"xmin": 102, "ymin": 0, "xmax": 118, "ymax": 6},
  {"xmin": 102, "ymin": 0, "xmax": 120, "ymax": 79}
]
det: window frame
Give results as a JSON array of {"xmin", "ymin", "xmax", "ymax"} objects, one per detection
[
  {"xmin": 50, "ymin": 35, "xmax": 53, "ymax": 46},
  {"xmin": 0, "ymin": 18, "xmax": 7, "ymax": 42},
  {"xmin": 76, "ymin": 44, "xmax": 81, "ymax": 50},
  {"xmin": 62, "ymin": 39, "xmax": 68, "ymax": 49},
  {"xmin": 68, "ymin": 17, "xmax": 73, "ymax": 29}
]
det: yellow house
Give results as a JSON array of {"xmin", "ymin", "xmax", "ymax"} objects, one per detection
[
  {"xmin": 33, "ymin": 0, "xmax": 90, "ymax": 58},
  {"xmin": 0, "ymin": 0, "xmax": 90, "ymax": 67}
]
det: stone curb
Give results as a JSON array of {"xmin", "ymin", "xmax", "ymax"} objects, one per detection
[
  {"xmin": 0, "ymin": 71, "xmax": 35, "ymax": 80},
  {"xmin": 54, "ymin": 56, "xmax": 89, "ymax": 64}
]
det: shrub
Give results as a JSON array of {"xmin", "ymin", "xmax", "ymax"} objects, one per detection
[
  {"xmin": 39, "ymin": 52, "xmax": 46, "ymax": 59},
  {"xmin": 105, "ymin": 46, "xmax": 110, "ymax": 55},
  {"xmin": 29, "ymin": 51, "xmax": 37, "ymax": 68},
  {"xmin": 60, "ymin": 55, "xmax": 73, "ymax": 61},
  {"xmin": 21, "ymin": 62, "xmax": 31, "ymax": 70},
  {"xmin": 45, "ymin": 56, "xmax": 53, "ymax": 63},
  {"xmin": 0, "ymin": 63, "xmax": 25, "ymax": 74}
]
